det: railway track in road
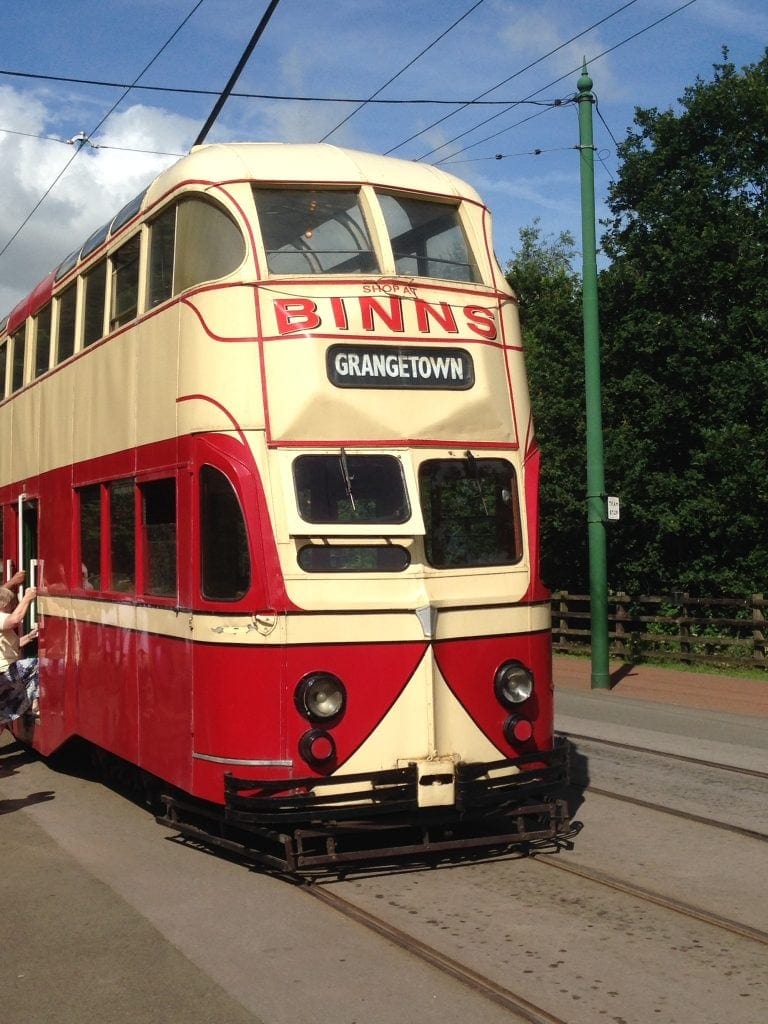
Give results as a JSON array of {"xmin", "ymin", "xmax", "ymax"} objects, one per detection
[
  {"xmin": 559, "ymin": 731, "xmax": 768, "ymax": 842},
  {"xmin": 557, "ymin": 731, "xmax": 768, "ymax": 780},
  {"xmin": 306, "ymin": 883, "xmax": 570, "ymax": 1024},
  {"xmin": 530, "ymin": 855, "xmax": 768, "ymax": 948}
]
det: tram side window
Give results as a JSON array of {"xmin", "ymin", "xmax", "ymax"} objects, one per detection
[
  {"xmin": 378, "ymin": 194, "xmax": 480, "ymax": 283},
  {"xmin": 110, "ymin": 235, "xmax": 140, "ymax": 330},
  {"xmin": 110, "ymin": 480, "xmax": 135, "ymax": 593},
  {"xmin": 0, "ymin": 339, "xmax": 7, "ymax": 397},
  {"xmin": 141, "ymin": 478, "xmax": 177, "ymax": 598},
  {"xmin": 83, "ymin": 259, "xmax": 107, "ymax": 347},
  {"xmin": 57, "ymin": 284, "xmax": 77, "ymax": 362},
  {"xmin": 148, "ymin": 199, "xmax": 245, "ymax": 307},
  {"xmin": 418, "ymin": 458, "xmax": 523, "ymax": 569},
  {"xmin": 11, "ymin": 328, "xmax": 26, "ymax": 392},
  {"xmin": 35, "ymin": 303, "xmax": 52, "ymax": 377},
  {"xmin": 79, "ymin": 485, "xmax": 102, "ymax": 590},
  {"xmin": 200, "ymin": 466, "xmax": 250, "ymax": 601},
  {"xmin": 294, "ymin": 454, "xmax": 410, "ymax": 524},
  {"xmin": 253, "ymin": 188, "xmax": 378, "ymax": 275}
]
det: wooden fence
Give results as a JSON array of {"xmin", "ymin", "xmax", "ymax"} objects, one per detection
[{"xmin": 551, "ymin": 591, "xmax": 767, "ymax": 670}]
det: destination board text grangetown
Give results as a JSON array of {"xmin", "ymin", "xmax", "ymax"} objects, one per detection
[{"xmin": 327, "ymin": 344, "xmax": 474, "ymax": 390}]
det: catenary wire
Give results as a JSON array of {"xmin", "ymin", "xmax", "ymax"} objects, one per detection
[
  {"xmin": 384, "ymin": 0, "xmax": 641, "ymax": 157},
  {"xmin": 429, "ymin": 0, "xmax": 700, "ymax": 163},
  {"xmin": 319, "ymin": 0, "xmax": 486, "ymax": 142},
  {"xmin": 0, "ymin": 0, "xmax": 206, "ymax": 262}
]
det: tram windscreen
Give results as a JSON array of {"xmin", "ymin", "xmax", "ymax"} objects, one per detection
[
  {"xmin": 253, "ymin": 189, "xmax": 378, "ymax": 274},
  {"xmin": 419, "ymin": 458, "xmax": 523, "ymax": 568},
  {"xmin": 378, "ymin": 194, "xmax": 480, "ymax": 282},
  {"xmin": 293, "ymin": 454, "xmax": 410, "ymax": 524}
]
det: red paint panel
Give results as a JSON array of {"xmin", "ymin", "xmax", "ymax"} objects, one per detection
[{"xmin": 433, "ymin": 630, "xmax": 553, "ymax": 756}]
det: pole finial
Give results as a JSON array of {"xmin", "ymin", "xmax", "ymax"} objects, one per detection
[{"xmin": 578, "ymin": 60, "xmax": 593, "ymax": 94}]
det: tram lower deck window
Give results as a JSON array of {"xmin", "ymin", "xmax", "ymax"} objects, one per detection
[
  {"xmin": 293, "ymin": 454, "xmax": 410, "ymax": 525},
  {"xmin": 419, "ymin": 458, "xmax": 523, "ymax": 568}
]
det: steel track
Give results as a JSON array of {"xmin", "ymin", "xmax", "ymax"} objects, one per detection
[
  {"xmin": 306, "ymin": 883, "xmax": 569, "ymax": 1024},
  {"xmin": 557, "ymin": 730, "xmax": 768, "ymax": 779},
  {"xmin": 531, "ymin": 855, "xmax": 768, "ymax": 947}
]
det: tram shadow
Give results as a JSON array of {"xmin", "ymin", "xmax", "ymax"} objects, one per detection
[{"xmin": 562, "ymin": 736, "xmax": 590, "ymax": 817}]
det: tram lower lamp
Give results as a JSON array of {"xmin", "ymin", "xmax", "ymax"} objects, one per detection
[
  {"xmin": 494, "ymin": 660, "xmax": 534, "ymax": 708},
  {"xmin": 300, "ymin": 729, "xmax": 337, "ymax": 766},
  {"xmin": 295, "ymin": 671, "xmax": 346, "ymax": 722},
  {"xmin": 503, "ymin": 715, "xmax": 534, "ymax": 745}
]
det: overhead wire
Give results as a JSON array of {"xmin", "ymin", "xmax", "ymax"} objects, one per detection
[
  {"xmin": 429, "ymin": 0, "xmax": 701, "ymax": 164},
  {"xmin": 318, "ymin": 0, "xmax": 487, "ymax": 142},
  {"xmin": 384, "ymin": 0, "xmax": 642, "ymax": 157},
  {"xmin": 0, "ymin": 0, "xmax": 206, "ymax": 262}
]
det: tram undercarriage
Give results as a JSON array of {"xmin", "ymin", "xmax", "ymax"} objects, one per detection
[{"xmin": 157, "ymin": 738, "xmax": 574, "ymax": 875}]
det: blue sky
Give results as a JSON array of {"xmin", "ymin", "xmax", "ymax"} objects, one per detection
[{"xmin": 1, "ymin": 0, "xmax": 766, "ymax": 314}]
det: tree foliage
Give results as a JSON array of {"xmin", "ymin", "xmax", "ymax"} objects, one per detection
[
  {"xmin": 506, "ymin": 222, "xmax": 587, "ymax": 589},
  {"xmin": 508, "ymin": 51, "xmax": 768, "ymax": 597}
]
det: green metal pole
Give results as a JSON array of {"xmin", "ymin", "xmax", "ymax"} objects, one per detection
[{"xmin": 576, "ymin": 63, "xmax": 610, "ymax": 689}]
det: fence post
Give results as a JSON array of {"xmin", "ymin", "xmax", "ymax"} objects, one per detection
[
  {"xmin": 753, "ymin": 593, "xmax": 765, "ymax": 665},
  {"xmin": 613, "ymin": 593, "xmax": 627, "ymax": 658},
  {"xmin": 557, "ymin": 591, "xmax": 570, "ymax": 652},
  {"xmin": 679, "ymin": 592, "xmax": 692, "ymax": 664}
]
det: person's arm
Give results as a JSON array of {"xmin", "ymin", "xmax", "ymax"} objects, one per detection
[
  {"xmin": 4, "ymin": 570, "xmax": 25, "ymax": 590},
  {"xmin": 3, "ymin": 588, "xmax": 36, "ymax": 630}
]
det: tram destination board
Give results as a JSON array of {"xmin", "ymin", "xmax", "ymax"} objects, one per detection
[{"xmin": 327, "ymin": 343, "xmax": 474, "ymax": 390}]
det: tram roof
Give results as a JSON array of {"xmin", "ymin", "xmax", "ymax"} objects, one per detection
[
  {"xmin": 3, "ymin": 143, "xmax": 485, "ymax": 331},
  {"xmin": 147, "ymin": 142, "xmax": 484, "ymax": 206}
]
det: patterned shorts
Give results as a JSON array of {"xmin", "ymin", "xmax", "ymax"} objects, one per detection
[{"xmin": 0, "ymin": 659, "xmax": 39, "ymax": 724}]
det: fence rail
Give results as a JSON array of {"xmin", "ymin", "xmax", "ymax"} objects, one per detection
[{"xmin": 551, "ymin": 591, "xmax": 767, "ymax": 669}]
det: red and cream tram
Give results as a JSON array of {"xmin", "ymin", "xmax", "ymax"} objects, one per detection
[{"xmin": 1, "ymin": 143, "xmax": 569, "ymax": 870}]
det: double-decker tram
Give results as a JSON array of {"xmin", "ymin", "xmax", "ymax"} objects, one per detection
[{"xmin": 1, "ymin": 143, "xmax": 570, "ymax": 871}]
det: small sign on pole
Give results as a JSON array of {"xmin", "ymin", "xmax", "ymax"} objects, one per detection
[{"xmin": 607, "ymin": 495, "xmax": 620, "ymax": 521}]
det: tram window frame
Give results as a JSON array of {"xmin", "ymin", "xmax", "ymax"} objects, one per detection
[
  {"xmin": 293, "ymin": 454, "xmax": 410, "ymax": 526},
  {"xmin": 418, "ymin": 457, "xmax": 524, "ymax": 569},
  {"xmin": 0, "ymin": 338, "xmax": 7, "ymax": 398},
  {"xmin": 10, "ymin": 326, "xmax": 26, "ymax": 393},
  {"xmin": 78, "ymin": 484, "xmax": 103, "ymax": 591},
  {"xmin": 253, "ymin": 187, "xmax": 379, "ymax": 275},
  {"xmin": 34, "ymin": 303, "xmax": 52, "ymax": 378},
  {"xmin": 109, "ymin": 479, "xmax": 136, "ymax": 594},
  {"xmin": 82, "ymin": 258, "xmax": 107, "ymax": 347},
  {"xmin": 140, "ymin": 477, "xmax": 177, "ymax": 599},
  {"xmin": 200, "ymin": 465, "xmax": 251, "ymax": 601},
  {"xmin": 377, "ymin": 193, "xmax": 481, "ymax": 283},
  {"xmin": 148, "ymin": 198, "xmax": 246, "ymax": 307},
  {"xmin": 109, "ymin": 233, "xmax": 141, "ymax": 331},
  {"xmin": 56, "ymin": 283, "xmax": 77, "ymax": 363}
]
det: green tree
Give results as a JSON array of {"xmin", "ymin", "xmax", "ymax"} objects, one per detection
[
  {"xmin": 599, "ymin": 50, "xmax": 768, "ymax": 595},
  {"xmin": 506, "ymin": 222, "xmax": 587, "ymax": 589}
]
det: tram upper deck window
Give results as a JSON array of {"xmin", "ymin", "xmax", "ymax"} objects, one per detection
[
  {"xmin": 57, "ymin": 284, "xmax": 77, "ymax": 362},
  {"xmin": 0, "ymin": 339, "xmax": 7, "ymax": 397},
  {"xmin": 11, "ymin": 328, "xmax": 26, "ymax": 392},
  {"xmin": 294, "ymin": 454, "xmax": 410, "ymax": 525},
  {"xmin": 419, "ymin": 457, "xmax": 523, "ymax": 569},
  {"xmin": 35, "ymin": 303, "xmax": 52, "ymax": 377},
  {"xmin": 148, "ymin": 198, "xmax": 246, "ymax": 306},
  {"xmin": 83, "ymin": 259, "xmax": 107, "ymax": 347},
  {"xmin": 253, "ymin": 189, "xmax": 377, "ymax": 275},
  {"xmin": 110, "ymin": 235, "xmax": 140, "ymax": 330},
  {"xmin": 378, "ymin": 194, "xmax": 480, "ymax": 283}
]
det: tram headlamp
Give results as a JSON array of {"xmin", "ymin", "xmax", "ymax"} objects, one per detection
[
  {"xmin": 299, "ymin": 728, "xmax": 337, "ymax": 767},
  {"xmin": 494, "ymin": 660, "xmax": 534, "ymax": 708},
  {"xmin": 295, "ymin": 672, "xmax": 346, "ymax": 722}
]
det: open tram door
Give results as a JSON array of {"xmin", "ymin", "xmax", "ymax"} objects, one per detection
[{"xmin": 14, "ymin": 494, "xmax": 39, "ymax": 636}]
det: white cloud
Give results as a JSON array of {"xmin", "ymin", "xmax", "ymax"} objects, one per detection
[{"xmin": 1, "ymin": 90, "xmax": 197, "ymax": 315}]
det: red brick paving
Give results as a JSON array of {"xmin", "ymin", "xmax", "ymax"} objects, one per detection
[{"xmin": 553, "ymin": 655, "xmax": 768, "ymax": 718}]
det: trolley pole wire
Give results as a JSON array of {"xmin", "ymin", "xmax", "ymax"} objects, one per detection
[
  {"xmin": 576, "ymin": 63, "xmax": 610, "ymax": 690},
  {"xmin": 194, "ymin": 0, "xmax": 282, "ymax": 147}
]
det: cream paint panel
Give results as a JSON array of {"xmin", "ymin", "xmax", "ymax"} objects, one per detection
[
  {"xmin": 38, "ymin": 363, "xmax": 75, "ymax": 474},
  {"xmin": 73, "ymin": 336, "xmax": 138, "ymax": 464},
  {"xmin": 340, "ymin": 656, "xmax": 500, "ymax": 774},
  {"xmin": 262, "ymin": 337, "xmax": 515, "ymax": 445},
  {"xmin": 7, "ymin": 381, "xmax": 42, "ymax": 482},
  {"xmin": 176, "ymin": 303, "xmax": 265, "ymax": 436},
  {"xmin": 134, "ymin": 317, "xmax": 179, "ymax": 452}
]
